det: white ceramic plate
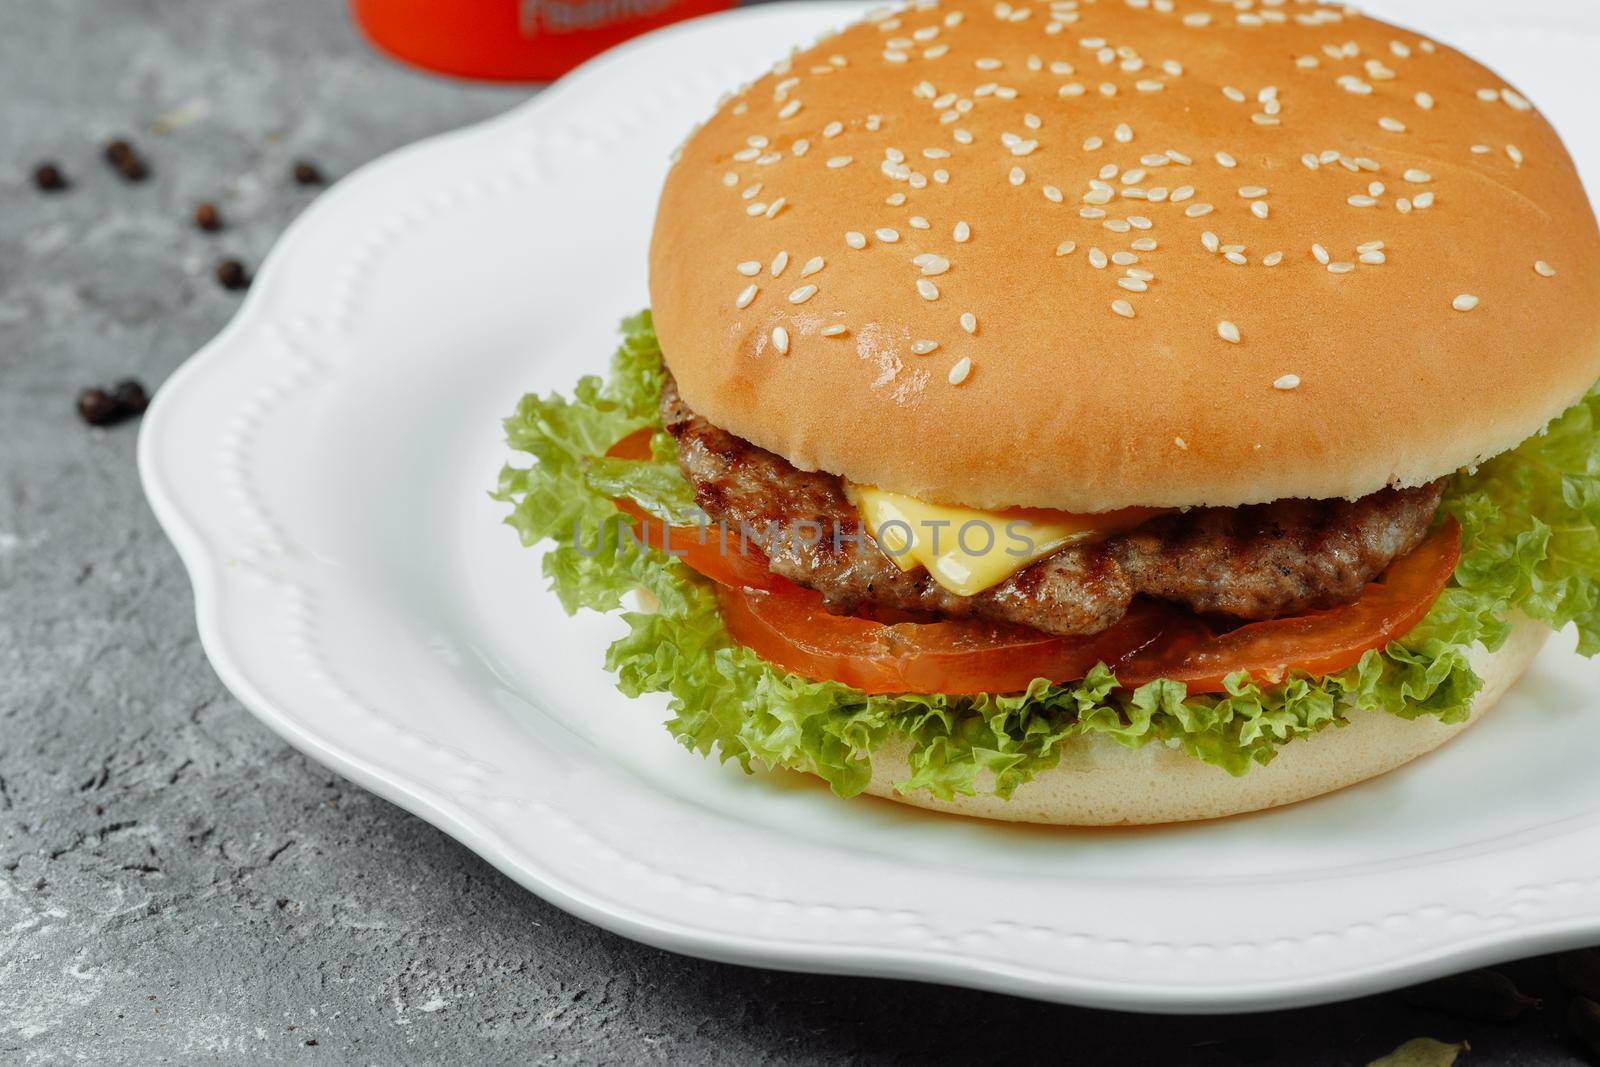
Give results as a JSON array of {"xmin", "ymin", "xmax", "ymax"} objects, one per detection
[{"xmin": 141, "ymin": 0, "xmax": 1600, "ymax": 1014}]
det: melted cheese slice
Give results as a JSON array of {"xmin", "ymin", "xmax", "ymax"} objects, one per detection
[{"xmin": 848, "ymin": 485, "xmax": 1164, "ymax": 597}]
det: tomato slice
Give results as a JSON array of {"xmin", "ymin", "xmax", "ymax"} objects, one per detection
[
  {"xmin": 717, "ymin": 519, "xmax": 1460, "ymax": 696},
  {"xmin": 602, "ymin": 428, "xmax": 1462, "ymax": 697},
  {"xmin": 604, "ymin": 428, "xmax": 784, "ymax": 591},
  {"xmin": 718, "ymin": 588, "xmax": 1203, "ymax": 696},
  {"xmin": 1114, "ymin": 517, "xmax": 1461, "ymax": 692}
]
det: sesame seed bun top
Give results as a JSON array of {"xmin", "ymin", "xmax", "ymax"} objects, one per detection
[{"xmin": 647, "ymin": 0, "xmax": 1600, "ymax": 512}]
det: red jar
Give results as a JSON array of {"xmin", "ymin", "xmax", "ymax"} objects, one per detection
[{"xmin": 352, "ymin": 0, "xmax": 735, "ymax": 82}]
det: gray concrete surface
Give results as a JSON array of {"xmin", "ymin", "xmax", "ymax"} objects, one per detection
[{"xmin": 0, "ymin": 0, "xmax": 1592, "ymax": 1063}]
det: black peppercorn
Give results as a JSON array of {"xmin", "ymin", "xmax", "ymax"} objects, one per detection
[
  {"xmin": 111, "ymin": 379, "xmax": 150, "ymax": 416},
  {"xmin": 103, "ymin": 137, "xmax": 148, "ymax": 182},
  {"xmin": 215, "ymin": 258, "xmax": 250, "ymax": 291},
  {"xmin": 292, "ymin": 159, "xmax": 324, "ymax": 185},
  {"xmin": 194, "ymin": 201, "xmax": 222, "ymax": 232},
  {"xmin": 32, "ymin": 162, "xmax": 68, "ymax": 191},
  {"xmin": 77, "ymin": 388, "xmax": 122, "ymax": 427}
]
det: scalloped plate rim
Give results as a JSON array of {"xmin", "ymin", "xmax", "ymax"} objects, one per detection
[{"xmin": 138, "ymin": 0, "xmax": 1600, "ymax": 1015}]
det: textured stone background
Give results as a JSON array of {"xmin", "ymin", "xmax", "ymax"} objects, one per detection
[{"xmin": 0, "ymin": 0, "xmax": 1592, "ymax": 1063}]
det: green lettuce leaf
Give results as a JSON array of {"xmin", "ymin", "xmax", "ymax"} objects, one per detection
[{"xmin": 493, "ymin": 313, "xmax": 1600, "ymax": 800}]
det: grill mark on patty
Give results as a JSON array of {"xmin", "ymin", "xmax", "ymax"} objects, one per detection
[{"xmin": 661, "ymin": 375, "xmax": 1445, "ymax": 637}]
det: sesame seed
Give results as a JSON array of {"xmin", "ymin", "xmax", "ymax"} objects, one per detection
[
  {"xmin": 1044, "ymin": 185, "xmax": 1063, "ymax": 203},
  {"xmin": 1088, "ymin": 247, "xmax": 1108, "ymax": 269},
  {"xmin": 1404, "ymin": 169, "xmax": 1432, "ymax": 183},
  {"xmin": 1273, "ymin": 374, "xmax": 1300, "ymax": 391},
  {"xmin": 1347, "ymin": 195, "xmax": 1378, "ymax": 208},
  {"xmin": 1239, "ymin": 186, "xmax": 1268, "ymax": 199},
  {"xmin": 845, "ymin": 231, "xmax": 867, "ymax": 250},
  {"xmin": 909, "ymin": 215, "xmax": 931, "ymax": 230},
  {"xmin": 1378, "ymin": 116, "xmax": 1405, "ymax": 132},
  {"xmin": 1174, "ymin": 436, "xmax": 1188, "ymax": 450},
  {"xmin": 1328, "ymin": 261, "xmax": 1355, "ymax": 274},
  {"xmin": 1112, "ymin": 251, "xmax": 1137, "ymax": 266},
  {"xmin": 770, "ymin": 251, "xmax": 788, "ymax": 277},
  {"xmin": 771, "ymin": 326, "xmax": 790, "ymax": 354},
  {"xmin": 735, "ymin": 284, "xmax": 758, "ymax": 309},
  {"xmin": 1225, "ymin": 251, "xmax": 1248, "ymax": 266},
  {"xmin": 1056, "ymin": 241, "xmax": 1077, "ymax": 256},
  {"xmin": 917, "ymin": 279, "xmax": 940, "ymax": 300},
  {"xmin": 1216, "ymin": 151, "xmax": 1237, "ymax": 168},
  {"xmin": 1452, "ymin": 294, "xmax": 1479, "ymax": 312},
  {"xmin": 1009, "ymin": 166, "xmax": 1026, "ymax": 186},
  {"xmin": 1171, "ymin": 186, "xmax": 1195, "ymax": 203},
  {"xmin": 1397, "ymin": 198, "xmax": 1413, "ymax": 214},
  {"xmin": 948, "ymin": 357, "xmax": 973, "ymax": 385},
  {"xmin": 1117, "ymin": 277, "xmax": 1148, "ymax": 292},
  {"xmin": 1111, "ymin": 299, "xmax": 1135, "ymax": 319},
  {"xmin": 1201, "ymin": 230, "xmax": 1220, "ymax": 253},
  {"xmin": 1251, "ymin": 202, "xmax": 1269, "ymax": 220},
  {"xmin": 1415, "ymin": 91, "xmax": 1434, "ymax": 110},
  {"xmin": 823, "ymin": 121, "xmax": 843, "ymax": 138},
  {"xmin": 875, "ymin": 227, "xmax": 900, "ymax": 243},
  {"xmin": 788, "ymin": 284, "xmax": 817, "ymax": 304},
  {"xmin": 1218, "ymin": 320, "xmax": 1241, "ymax": 344},
  {"xmin": 1536, "ymin": 260, "xmax": 1557, "ymax": 277},
  {"xmin": 1114, "ymin": 123, "xmax": 1133, "ymax": 143},
  {"xmin": 1312, "ymin": 243, "xmax": 1330, "ymax": 264},
  {"xmin": 820, "ymin": 323, "xmax": 848, "ymax": 337},
  {"xmin": 1472, "ymin": 144, "xmax": 1492, "ymax": 155},
  {"xmin": 953, "ymin": 220, "xmax": 971, "ymax": 243},
  {"xmin": 1359, "ymin": 251, "xmax": 1386, "ymax": 265},
  {"xmin": 1263, "ymin": 251, "xmax": 1284, "ymax": 267},
  {"xmin": 800, "ymin": 256, "xmax": 825, "ymax": 277},
  {"xmin": 737, "ymin": 260, "xmax": 760, "ymax": 276},
  {"xmin": 1508, "ymin": 144, "xmax": 1525, "ymax": 166},
  {"xmin": 1185, "ymin": 203, "xmax": 1214, "ymax": 218},
  {"xmin": 910, "ymin": 339, "xmax": 939, "ymax": 355},
  {"xmin": 1414, "ymin": 192, "xmax": 1435, "ymax": 209},
  {"xmin": 1132, "ymin": 237, "xmax": 1158, "ymax": 251},
  {"xmin": 960, "ymin": 311, "xmax": 978, "ymax": 333},
  {"xmin": 826, "ymin": 155, "xmax": 853, "ymax": 169}
]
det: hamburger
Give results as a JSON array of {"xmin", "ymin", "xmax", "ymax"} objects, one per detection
[{"xmin": 497, "ymin": 0, "xmax": 1600, "ymax": 824}]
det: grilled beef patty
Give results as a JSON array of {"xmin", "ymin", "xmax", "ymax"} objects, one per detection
[{"xmin": 661, "ymin": 376, "xmax": 1445, "ymax": 637}]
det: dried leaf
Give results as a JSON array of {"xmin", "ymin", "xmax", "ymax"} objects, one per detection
[
  {"xmin": 1403, "ymin": 969, "xmax": 1540, "ymax": 1021},
  {"xmin": 1367, "ymin": 1036, "xmax": 1470, "ymax": 1067}
]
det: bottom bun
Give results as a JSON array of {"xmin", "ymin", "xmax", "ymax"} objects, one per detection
[{"xmin": 860, "ymin": 615, "xmax": 1550, "ymax": 826}]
